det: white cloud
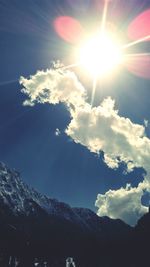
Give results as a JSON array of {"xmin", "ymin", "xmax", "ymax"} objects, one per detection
[
  {"xmin": 20, "ymin": 64, "xmax": 86, "ymax": 108},
  {"xmin": 55, "ymin": 128, "xmax": 61, "ymax": 136},
  {"xmin": 20, "ymin": 64, "xmax": 150, "ymax": 225},
  {"xmin": 144, "ymin": 119, "xmax": 148, "ymax": 128},
  {"xmin": 95, "ymin": 183, "xmax": 148, "ymax": 226},
  {"xmin": 23, "ymin": 99, "xmax": 35, "ymax": 107},
  {"xmin": 66, "ymin": 97, "xmax": 150, "ymax": 176}
]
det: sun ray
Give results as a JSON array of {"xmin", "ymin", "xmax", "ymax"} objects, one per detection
[
  {"xmin": 0, "ymin": 79, "xmax": 18, "ymax": 87},
  {"xmin": 124, "ymin": 53, "xmax": 150, "ymax": 58},
  {"xmin": 55, "ymin": 62, "xmax": 81, "ymax": 71},
  {"xmin": 63, "ymin": 62, "xmax": 81, "ymax": 70},
  {"xmin": 100, "ymin": 0, "xmax": 109, "ymax": 33},
  {"xmin": 91, "ymin": 75, "xmax": 98, "ymax": 107},
  {"xmin": 0, "ymin": 107, "xmax": 32, "ymax": 132},
  {"xmin": 122, "ymin": 35, "xmax": 150, "ymax": 49}
]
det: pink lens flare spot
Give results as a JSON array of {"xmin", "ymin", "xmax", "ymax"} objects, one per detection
[
  {"xmin": 53, "ymin": 16, "xmax": 85, "ymax": 44},
  {"xmin": 128, "ymin": 9, "xmax": 150, "ymax": 41},
  {"xmin": 125, "ymin": 55, "xmax": 150, "ymax": 79}
]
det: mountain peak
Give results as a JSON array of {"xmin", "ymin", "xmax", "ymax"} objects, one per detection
[
  {"xmin": 0, "ymin": 162, "xmax": 132, "ymax": 230},
  {"xmin": 1, "ymin": 162, "xmax": 147, "ymax": 267}
]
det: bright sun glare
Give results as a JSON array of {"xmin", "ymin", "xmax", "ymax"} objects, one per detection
[
  {"xmin": 54, "ymin": 2, "xmax": 150, "ymax": 106},
  {"xmin": 78, "ymin": 31, "xmax": 123, "ymax": 77}
]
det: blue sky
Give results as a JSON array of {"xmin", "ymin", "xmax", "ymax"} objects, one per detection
[{"xmin": 0, "ymin": 0, "xmax": 150, "ymax": 225}]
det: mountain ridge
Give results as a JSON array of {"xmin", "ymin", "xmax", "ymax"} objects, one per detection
[
  {"xmin": 0, "ymin": 161, "xmax": 131, "ymax": 231},
  {"xmin": 0, "ymin": 161, "xmax": 149, "ymax": 267}
]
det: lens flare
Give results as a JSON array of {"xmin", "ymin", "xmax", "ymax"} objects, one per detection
[
  {"xmin": 124, "ymin": 54, "xmax": 150, "ymax": 79},
  {"xmin": 128, "ymin": 9, "xmax": 150, "ymax": 41},
  {"xmin": 53, "ymin": 16, "xmax": 84, "ymax": 44},
  {"xmin": 53, "ymin": 7, "xmax": 150, "ymax": 82}
]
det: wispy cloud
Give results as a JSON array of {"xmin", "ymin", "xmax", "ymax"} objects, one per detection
[{"xmin": 20, "ymin": 63, "xmax": 150, "ymax": 225}]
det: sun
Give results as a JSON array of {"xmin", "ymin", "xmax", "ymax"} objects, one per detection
[{"xmin": 78, "ymin": 31, "xmax": 123, "ymax": 78}]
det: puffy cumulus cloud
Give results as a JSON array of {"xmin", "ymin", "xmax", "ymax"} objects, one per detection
[
  {"xmin": 20, "ymin": 64, "xmax": 150, "ymax": 225},
  {"xmin": 66, "ymin": 97, "xmax": 150, "ymax": 175},
  {"xmin": 20, "ymin": 64, "xmax": 86, "ymax": 108},
  {"xmin": 95, "ymin": 183, "xmax": 149, "ymax": 226}
]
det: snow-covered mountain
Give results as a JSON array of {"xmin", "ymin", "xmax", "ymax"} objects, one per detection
[
  {"xmin": 0, "ymin": 162, "xmax": 150, "ymax": 267},
  {"xmin": 0, "ymin": 161, "xmax": 131, "ymax": 234},
  {"xmin": 0, "ymin": 162, "xmax": 98, "ymax": 229},
  {"xmin": 0, "ymin": 162, "xmax": 133, "ymax": 267}
]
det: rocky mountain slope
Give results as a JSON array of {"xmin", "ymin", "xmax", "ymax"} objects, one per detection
[
  {"xmin": 0, "ymin": 162, "xmax": 149, "ymax": 267},
  {"xmin": 0, "ymin": 162, "xmax": 130, "ymax": 234}
]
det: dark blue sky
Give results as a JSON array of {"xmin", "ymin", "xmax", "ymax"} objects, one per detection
[{"xmin": 0, "ymin": 0, "xmax": 150, "ymax": 211}]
